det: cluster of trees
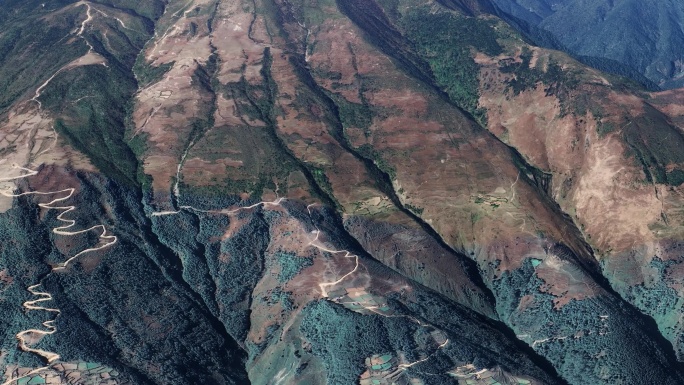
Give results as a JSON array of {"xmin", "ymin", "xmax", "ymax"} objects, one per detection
[
  {"xmin": 621, "ymin": 105, "xmax": 684, "ymax": 186},
  {"xmin": 619, "ymin": 257, "xmax": 683, "ymax": 357},
  {"xmin": 295, "ymin": 247, "xmax": 565, "ymax": 384},
  {"xmin": 299, "ymin": 300, "xmax": 394, "ymax": 384},
  {"xmin": 21, "ymin": 174, "xmax": 252, "ymax": 385},
  {"xmin": 399, "ymin": 6, "xmax": 504, "ymax": 125},
  {"xmin": 493, "ymin": 257, "xmax": 684, "ymax": 384},
  {"xmin": 0, "ymin": 200, "xmax": 53, "ymax": 371},
  {"xmin": 498, "ymin": 47, "xmax": 578, "ymax": 97},
  {"xmin": 276, "ymin": 252, "xmax": 313, "ymax": 283},
  {"xmin": 26, "ymin": 0, "xmax": 166, "ymax": 187},
  {"xmin": 0, "ymin": 0, "xmax": 87, "ymax": 112}
]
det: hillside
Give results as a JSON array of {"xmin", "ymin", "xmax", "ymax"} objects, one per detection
[{"xmin": 1, "ymin": 0, "xmax": 684, "ymax": 384}]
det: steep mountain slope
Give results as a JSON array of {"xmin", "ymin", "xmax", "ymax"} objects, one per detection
[
  {"xmin": 490, "ymin": 0, "xmax": 684, "ymax": 89},
  {"xmin": 469, "ymin": 10, "xmax": 684, "ymax": 364},
  {"xmin": 2, "ymin": 0, "xmax": 684, "ymax": 384}
]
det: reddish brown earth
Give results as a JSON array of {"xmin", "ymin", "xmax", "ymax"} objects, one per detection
[
  {"xmin": 475, "ymin": 22, "xmax": 684, "ymax": 357},
  {"xmin": 124, "ymin": 0, "xmax": 684, "ymax": 380},
  {"xmin": 301, "ymin": 4, "xmax": 599, "ymax": 306}
]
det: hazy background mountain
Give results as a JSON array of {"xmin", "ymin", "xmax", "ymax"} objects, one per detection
[{"xmin": 491, "ymin": 0, "xmax": 684, "ymax": 89}]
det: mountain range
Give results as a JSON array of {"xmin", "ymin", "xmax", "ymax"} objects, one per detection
[
  {"xmin": 490, "ymin": 0, "xmax": 684, "ymax": 89},
  {"xmin": 1, "ymin": 0, "xmax": 684, "ymax": 384}
]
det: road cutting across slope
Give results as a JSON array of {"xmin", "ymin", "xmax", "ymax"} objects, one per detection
[
  {"xmin": 152, "ymin": 199, "xmax": 450, "ymax": 373},
  {"xmin": 3, "ymin": 189, "xmax": 117, "ymax": 271},
  {"xmin": 15, "ymin": 285, "xmax": 61, "ymax": 364},
  {"xmin": 0, "ymin": 3, "xmax": 155, "ymax": 384},
  {"xmin": 306, "ymin": 228, "xmax": 360, "ymax": 298},
  {"xmin": 151, "ymin": 197, "xmax": 285, "ymax": 217}
]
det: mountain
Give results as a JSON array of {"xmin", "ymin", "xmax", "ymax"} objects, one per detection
[
  {"xmin": 2, "ymin": 0, "xmax": 684, "ymax": 384},
  {"xmin": 490, "ymin": 0, "xmax": 684, "ymax": 89}
]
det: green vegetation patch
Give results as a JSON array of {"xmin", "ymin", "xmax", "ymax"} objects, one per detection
[
  {"xmin": 276, "ymin": 252, "xmax": 314, "ymax": 283},
  {"xmin": 399, "ymin": 8, "xmax": 503, "ymax": 124},
  {"xmin": 45, "ymin": 64, "xmax": 140, "ymax": 186},
  {"xmin": 299, "ymin": 300, "xmax": 393, "ymax": 384},
  {"xmin": 623, "ymin": 105, "xmax": 684, "ymax": 185},
  {"xmin": 134, "ymin": 56, "xmax": 174, "ymax": 88},
  {"xmin": 499, "ymin": 47, "xmax": 579, "ymax": 97},
  {"xmin": 620, "ymin": 258, "xmax": 680, "ymax": 339},
  {"xmin": 0, "ymin": 20, "xmax": 85, "ymax": 113},
  {"xmin": 311, "ymin": 167, "xmax": 341, "ymax": 207},
  {"xmin": 493, "ymin": 256, "xmax": 684, "ymax": 384},
  {"xmin": 0, "ymin": 1, "xmax": 167, "ymax": 185},
  {"xmin": 94, "ymin": 0, "xmax": 166, "ymax": 21},
  {"xmin": 356, "ymin": 144, "xmax": 397, "ymax": 180},
  {"xmin": 405, "ymin": 203, "xmax": 424, "ymax": 215},
  {"xmin": 333, "ymin": 94, "xmax": 373, "ymax": 132},
  {"xmin": 597, "ymin": 121, "xmax": 617, "ymax": 137}
]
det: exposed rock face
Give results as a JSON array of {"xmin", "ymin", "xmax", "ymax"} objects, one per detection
[{"xmin": 2, "ymin": 0, "xmax": 684, "ymax": 384}]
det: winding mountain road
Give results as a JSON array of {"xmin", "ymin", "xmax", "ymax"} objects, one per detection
[{"xmin": 0, "ymin": 164, "xmax": 118, "ymax": 384}]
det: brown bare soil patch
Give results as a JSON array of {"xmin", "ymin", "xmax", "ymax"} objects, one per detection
[
  {"xmin": 182, "ymin": 157, "xmax": 243, "ymax": 186},
  {"xmin": 571, "ymin": 132, "xmax": 661, "ymax": 252},
  {"xmin": 517, "ymin": 295, "xmax": 535, "ymax": 312},
  {"xmin": 0, "ymin": 102, "xmax": 93, "ymax": 212},
  {"xmin": 301, "ymin": 4, "xmax": 591, "ymax": 277},
  {"xmin": 307, "ymin": 20, "xmax": 373, "ymax": 103},
  {"xmin": 479, "ymin": 57, "xmax": 665, "ymax": 255},
  {"xmin": 536, "ymin": 254, "xmax": 600, "ymax": 309},
  {"xmin": 488, "ymin": 237, "xmax": 547, "ymax": 274},
  {"xmin": 0, "ymin": 269, "xmax": 12, "ymax": 286}
]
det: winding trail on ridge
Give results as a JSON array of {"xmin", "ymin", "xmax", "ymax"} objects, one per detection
[
  {"xmin": 0, "ymin": 171, "xmax": 117, "ymax": 382},
  {"xmin": 0, "ymin": 3, "xmax": 145, "ymax": 383},
  {"xmin": 303, "ymin": 203, "xmax": 450, "ymax": 371},
  {"xmin": 0, "ymin": 6, "xmax": 123, "ymax": 374}
]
